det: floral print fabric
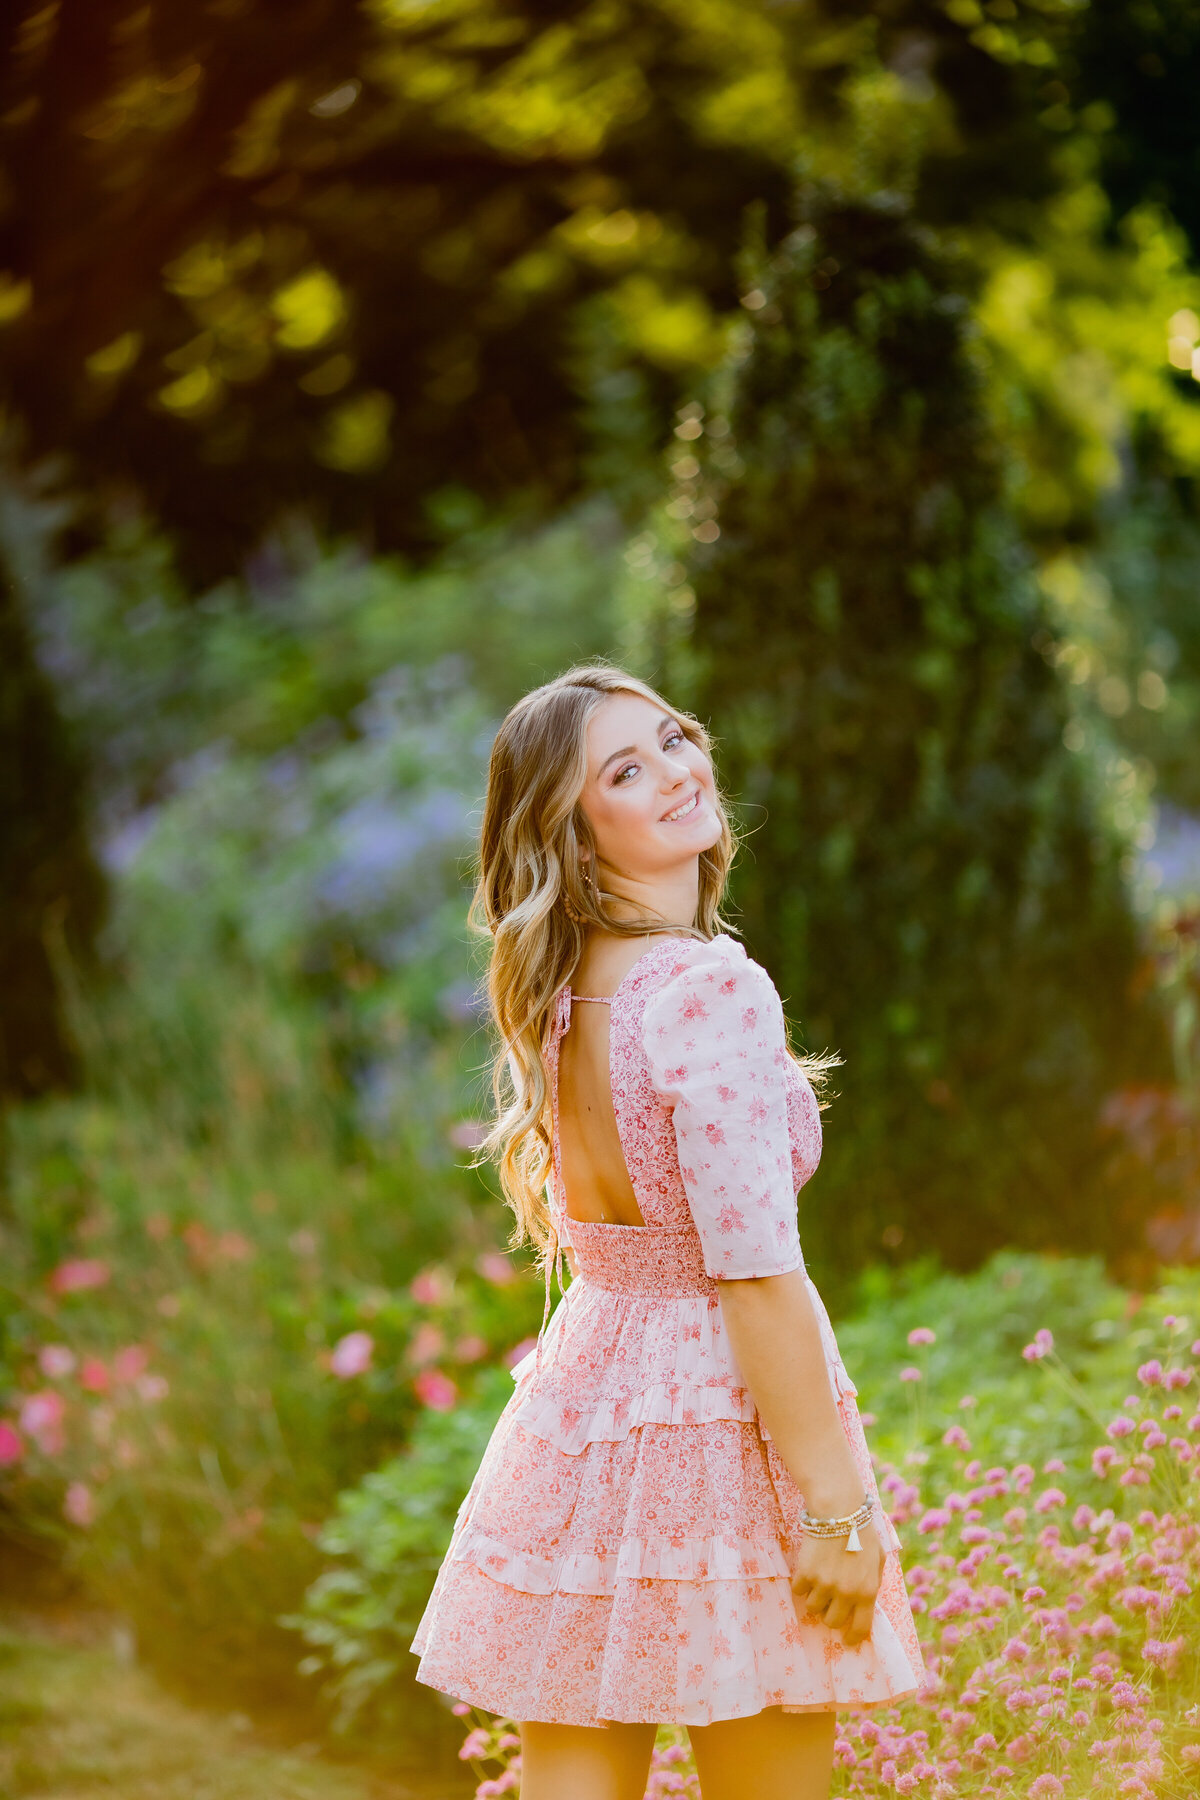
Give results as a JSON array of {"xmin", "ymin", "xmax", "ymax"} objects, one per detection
[{"xmin": 411, "ymin": 933, "xmax": 927, "ymax": 1725}]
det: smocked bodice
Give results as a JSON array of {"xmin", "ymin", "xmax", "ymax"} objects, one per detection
[{"xmin": 547, "ymin": 933, "xmax": 823, "ymax": 1291}]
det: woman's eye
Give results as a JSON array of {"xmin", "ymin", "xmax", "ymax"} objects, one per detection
[
  {"xmin": 613, "ymin": 763, "xmax": 638, "ymax": 784},
  {"xmin": 664, "ymin": 730, "xmax": 684, "ymax": 750}
]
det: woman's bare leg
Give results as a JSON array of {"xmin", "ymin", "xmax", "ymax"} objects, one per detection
[
  {"xmin": 688, "ymin": 1706, "xmax": 835, "ymax": 1800},
  {"xmin": 519, "ymin": 1719, "xmax": 658, "ymax": 1800}
]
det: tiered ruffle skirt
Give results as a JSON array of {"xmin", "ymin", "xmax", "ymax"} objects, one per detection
[{"xmin": 411, "ymin": 1222, "xmax": 926, "ymax": 1726}]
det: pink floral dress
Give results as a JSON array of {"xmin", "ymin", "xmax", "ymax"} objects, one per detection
[{"xmin": 411, "ymin": 933, "xmax": 927, "ymax": 1726}]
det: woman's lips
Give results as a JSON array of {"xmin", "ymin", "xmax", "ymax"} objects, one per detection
[{"xmin": 661, "ymin": 790, "xmax": 701, "ymax": 823}]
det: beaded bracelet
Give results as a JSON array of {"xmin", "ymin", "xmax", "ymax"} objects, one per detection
[{"xmin": 797, "ymin": 1497, "xmax": 874, "ymax": 1553}]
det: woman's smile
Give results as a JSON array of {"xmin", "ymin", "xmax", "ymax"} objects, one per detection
[{"xmin": 661, "ymin": 789, "xmax": 701, "ymax": 823}]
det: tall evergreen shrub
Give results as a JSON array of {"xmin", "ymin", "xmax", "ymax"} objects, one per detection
[{"xmin": 680, "ymin": 189, "xmax": 1168, "ymax": 1288}]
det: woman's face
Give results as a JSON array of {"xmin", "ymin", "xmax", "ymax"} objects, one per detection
[{"xmin": 578, "ymin": 691, "xmax": 722, "ymax": 881}]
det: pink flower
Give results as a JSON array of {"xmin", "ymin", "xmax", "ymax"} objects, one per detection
[
  {"xmin": 38, "ymin": 1345, "xmax": 75, "ymax": 1379},
  {"xmin": 448, "ymin": 1119, "xmax": 488, "ymax": 1151},
  {"xmin": 414, "ymin": 1369, "xmax": 458, "ymax": 1411},
  {"xmin": 62, "ymin": 1481, "xmax": 94, "ymax": 1527},
  {"xmin": 48, "ymin": 1258, "xmax": 110, "ymax": 1296},
  {"xmin": 112, "ymin": 1345, "xmax": 150, "ymax": 1384},
  {"xmin": 1106, "ymin": 1416, "xmax": 1137, "ymax": 1439},
  {"xmin": 1023, "ymin": 1328, "xmax": 1054, "ymax": 1361},
  {"xmin": 19, "ymin": 1391, "xmax": 66, "ymax": 1455},
  {"xmin": 504, "ymin": 1337, "xmax": 538, "ymax": 1370},
  {"xmin": 408, "ymin": 1322, "xmax": 445, "ymax": 1368},
  {"xmin": 137, "ymin": 1373, "xmax": 169, "ymax": 1402},
  {"xmin": 1034, "ymin": 1487, "xmax": 1066, "ymax": 1513},
  {"xmin": 1164, "ymin": 1367, "xmax": 1192, "ymax": 1389},
  {"xmin": 454, "ymin": 1334, "xmax": 488, "ymax": 1363},
  {"xmin": 1142, "ymin": 1635, "xmax": 1185, "ymax": 1672},
  {"xmin": 329, "ymin": 1331, "xmax": 374, "ymax": 1378},
  {"xmin": 79, "ymin": 1358, "xmax": 110, "ymax": 1394},
  {"xmin": 410, "ymin": 1266, "xmax": 449, "ymax": 1306},
  {"xmin": 899, "ymin": 1366, "xmax": 922, "ymax": 1383},
  {"xmin": 0, "ymin": 1422, "xmax": 24, "ymax": 1465},
  {"xmin": 1092, "ymin": 1445, "xmax": 1118, "ymax": 1475},
  {"xmin": 475, "ymin": 1252, "xmax": 514, "ymax": 1286},
  {"xmin": 1136, "ymin": 1359, "xmax": 1164, "ymax": 1387},
  {"xmin": 908, "ymin": 1327, "xmax": 936, "ymax": 1346},
  {"xmin": 943, "ymin": 1424, "xmax": 971, "ymax": 1451},
  {"xmin": 1029, "ymin": 1779, "xmax": 1064, "ymax": 1798}
]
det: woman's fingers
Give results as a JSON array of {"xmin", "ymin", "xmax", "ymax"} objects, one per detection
[
  {"xmin": 821, "ymin": 1594, "xmax": 852, "ymax": 1632},
  {"xmin": 842, "ymin": 1598, "xmax": 877, "ymax": 1649}
]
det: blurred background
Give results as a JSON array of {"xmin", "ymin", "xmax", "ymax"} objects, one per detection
[{"xmin": 2, "ymin": 0, "xmax": 1200, "ymax": 1792}]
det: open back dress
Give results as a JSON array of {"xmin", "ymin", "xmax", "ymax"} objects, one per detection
[{"xmin": 411, "ymin": 933, "xmax": 926, "ymax": 1726}]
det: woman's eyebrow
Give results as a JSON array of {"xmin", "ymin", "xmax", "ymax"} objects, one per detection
[{"xmin": 595, "ymin": 714, "xmax": 675, "ymax": 778}]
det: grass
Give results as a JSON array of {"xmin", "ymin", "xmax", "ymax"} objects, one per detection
[{"xmin": 0, "ymin": 1592, "xmax": 472, "ymax": 1800}]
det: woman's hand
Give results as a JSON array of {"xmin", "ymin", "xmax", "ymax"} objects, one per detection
[{"xmin": 790, "ymin": 1522, "xmax": 886, "ymax": 1649}]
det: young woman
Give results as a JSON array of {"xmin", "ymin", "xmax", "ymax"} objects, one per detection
[{"xmin": 412, "ymin": 665, "xmax": 926, "ymax": 1798}]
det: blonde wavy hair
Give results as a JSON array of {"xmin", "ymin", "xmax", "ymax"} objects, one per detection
[{"xmin": 470, "ymin": 662, "xmax": 835, "ymax": 1264}]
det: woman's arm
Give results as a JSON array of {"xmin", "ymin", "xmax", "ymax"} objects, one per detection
[{"xmin": 719, "ymin": 1268, "xmax": 885, "ymax": 1649}]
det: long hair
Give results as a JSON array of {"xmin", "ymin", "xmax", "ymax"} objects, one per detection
[{"xmin": 470, "ymin": 662, "xmax": 836, "ymax": 1262}]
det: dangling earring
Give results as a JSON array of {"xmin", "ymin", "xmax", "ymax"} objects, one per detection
[{"xmin": 562, "ymin": 859, "xmax": 595, "ymax": 924}]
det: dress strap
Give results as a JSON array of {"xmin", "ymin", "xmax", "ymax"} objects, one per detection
[{"xmin": 571, "ymin": 994, "xmax": 612, "ymax": 1003}]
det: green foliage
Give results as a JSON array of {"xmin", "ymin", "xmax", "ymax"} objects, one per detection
[
  {"xmin": 0, "ymin": 1089, "xmax": 541, "ymax": 1714},
  {"xmin": 291, "ymin": 1370, "xmax": 514, "ymax": 1735},
  {"xmin": 670, "ymin": 186, "xmax": 1170, "ymax": 1295},
  {"xmin": 0, "ymin": 555, "xmax": 104, "ymax": 1103}
]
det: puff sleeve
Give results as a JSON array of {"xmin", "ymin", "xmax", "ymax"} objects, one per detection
[{"xmin": 642, "ymin": 937, "xmax": 813, "ymax": 1280}]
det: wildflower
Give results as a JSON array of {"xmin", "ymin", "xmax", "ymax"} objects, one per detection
[
  {"xmin": 1043, "ymin": 1457, "xmax": 1066, "ymax": 1473},
  {"xmin": 1141, "ymin": 1636, "xmax": 1185, "ymax": 1673},
  {"xmin": 942, "ymin": 1424, "xmax": 971, "ymax": 1451},
  {"xmin": 1092, "ymin": 1445, "xmax": 1118, "ymax": 1475},
  {"xmin": 408, "ymin": 1322, "xmax": 445, "ymax": 1368},
  {"xmin": 504, "ymin": 1337, "xmax": 538, "ymax": 1369},
  {"xmin": 899, "ymin": 1366, "xmax": 922, "ymax": 1383},
  {"xmin": 1029, "ymin": 1779, "xmax": 1064, "ymax": 1798},
  {"xmin": 62, "ymin": 1481, "xmax": 94, "ymax": 1527},
  {"xmin": 79, "ymin": 1358, "xmax": 110, "ymax": 1394},
  {"xmin": 1136, "ymin": 1360, "xmax": 1164, "ymax": 1387},
  {"xmin": 0, "ymin": 1422, "xmax": 23, "ymax": 1465},
  {"xmin": 137, "ymin": 1373, "xmax": 169, "ymax": 1402},
  {"xmin": 414, "ymin": 1369, "xmax": 458, "ymax": 1411},
  {"xmin": 454, "ymin": 1334, "xmax": 488, "ymax": 1363},
  {"xmin": 908, "ymin": 1327, "xmax": 936, "ymax": 1346},
  {"xmin": 1164, "ymin": 1367, "xmax": 1192, "ymax": 1389},
  {"xmin": 19, "ymin": 1391, "xmax": 66, "ymax": 1455},
  {"xmin": 112, "ymin": 1345, "xmax": 150, "ymax": 1383},
  {"xmin": 1034, "ymin": 1487, "xmax": 1067, "ymax": 1513},
  {"xmin": 476, "ymin": 1252, "xmax": 515, "ymax": 1286},
  {"xmin": 38, "ymin": 1345, "xmax": 75, "ymax": 1378},
  {"xmin": 329, "ymin": 1331, "xmax": 374, "ymax": 1378},
  {"xmin": 410, "ymin": 1266, "xmax": 451, "ymax": 1305},
  {"xmin": 48, "ymin": 1259, "xmax": 110, "ymax": 1296},
  {"xmin": 1106, "ymin": 1417, "xmax": 1137, "ymax": 1439}
]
